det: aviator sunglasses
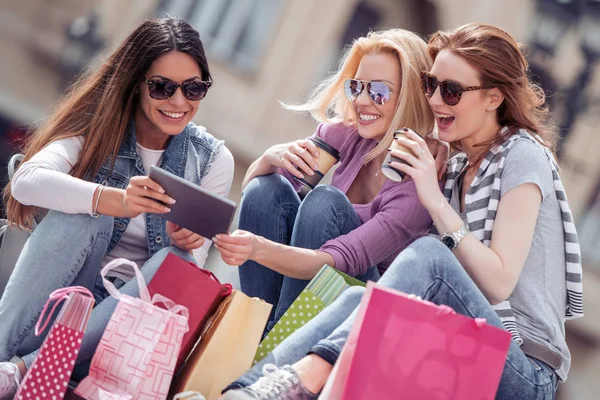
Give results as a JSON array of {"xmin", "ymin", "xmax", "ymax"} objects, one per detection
[
  {"xmin": 143, "ymin": 77, "xmax": 211, "ymax": 101},
  {"xmin": 344, "ymin": 79, "xmax": 392, "ymax": 105},
  {"xmin": 420, "ymin": 72, "xmax": 494, "ymax": 106}
]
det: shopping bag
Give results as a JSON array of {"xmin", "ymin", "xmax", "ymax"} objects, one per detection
[
  {"xmin": 320, "ymin": 282, "xmax": 512, "ymax": 400},
  {"xmin": 75, "ymin": 258, "xmax": 189, "ymax": 400},
  {"xmin": 147, "ymin": 252, "xmax": 232, "ymax": 372},
  {"xmin": 254, "ymin": 264, "xmax": 364, "ymax": 364},
  {"xmin": 15, "ymin": 287, "xmax": 94, "ymax": 400},
  {"xmin": 172, "ymin": 290, "xmax": 272, "ymax": 400}
]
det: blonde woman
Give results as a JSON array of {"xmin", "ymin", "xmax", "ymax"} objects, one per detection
[
  {"xmin": 213, "ymin": 29, "xmax": 447, "ymax": 334},
  {"xmin": 222, "ymin": 23, "xmax": 581, "ymax": 400}
]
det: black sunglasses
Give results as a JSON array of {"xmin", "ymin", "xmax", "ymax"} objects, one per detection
[
  {"xmin": 420, "ymin": 72, "xmax": 494, "ymax": 106},
  {"xmin": 143, "ymin": 77, "xmax": 211, "ymax": 101},
  {"xmin": 344, "ymin": 79, "xmax": 392, "ymax": 106}
]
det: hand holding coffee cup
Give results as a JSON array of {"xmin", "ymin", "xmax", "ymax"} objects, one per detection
[
  {"xmin": 385, "ymin": 127, "xmax": 450, "ymax": 212},
  {"xmin": 263, "ymin": 139, "xmax": 321, "ymax": 179},
  {"xmin": 382, "ymin": 128, "xmax": 426, "ymax": 182},
  {"xmin": 293, "ymin": 137, "xmax": 340, "ymax": 189}
]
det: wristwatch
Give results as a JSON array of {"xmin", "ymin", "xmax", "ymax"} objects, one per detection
[{"xmin": 440, "ymin": 224, "xmax": 470, "ymax": 250}]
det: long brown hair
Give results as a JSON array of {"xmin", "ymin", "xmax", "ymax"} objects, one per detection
[
  {"xmin": 428, "ymin": 23, "xmax": 556, "ymax": 161},
  {"xmin": 4, "ymin": 18, "xmax": 211, "ymax": 228}
]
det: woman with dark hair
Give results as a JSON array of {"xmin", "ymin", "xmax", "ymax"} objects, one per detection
[
  {"xmin": 0, "ymin": 18, "xmax": 234, "ymax": 397},
  {"xmin": 221, "ymin": 23, "xmax": 582, "ymax": 400}
]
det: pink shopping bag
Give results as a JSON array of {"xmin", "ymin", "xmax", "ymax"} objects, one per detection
[
  {"xmin": 147, "ymin": 253, "xmax": 232, "ymax": 373},
  {"xmin": 75, "ymin": 258, "xmax": 189, "ymax": 400},
  {"xmin": 320, "ymin": 282, "xmax": 512, "ymax": 400},
  {"xmin": 15, "ymin": 287, "xmax": 95, "ymax": 400}
]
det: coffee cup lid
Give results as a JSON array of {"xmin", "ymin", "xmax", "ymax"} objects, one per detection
[{"xmin": 309, "ymin": 137, "xmax": 340, "ymax": 160}]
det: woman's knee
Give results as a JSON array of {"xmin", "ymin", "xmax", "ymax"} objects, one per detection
[
  {"xmin": 384, "ymin": 236, "xmax": 457, "ymax": 281},
  {"xmin": 297, "ymin": 185, "xmax": 348, "ymax": 220},
  {"xmin": 35, "ymin": 211, "xmax": 113, "ymax": 241},
  {"xmin": 240, "ymin": 174, "xmax": 298, "ymax": 213},
  {"xmin": 407, "ymin": 236, "xmax": 451, "ymax": 258},
  {"xmin": 337, "ymin": 285, "xmax": 365, "ymax": 308}
]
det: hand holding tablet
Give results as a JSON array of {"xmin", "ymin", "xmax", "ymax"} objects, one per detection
[{"xmin": 148, "ymin": 166, "xmax": 237, "ymax": 240}]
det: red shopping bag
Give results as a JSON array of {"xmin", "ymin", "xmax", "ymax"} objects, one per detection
[
  {"xmin": 320, "ymin": 282, "xmax": 512, "ymax": 400},
  {"xmin": 15, "ymin": 287, "xmax": 95, "ymax": 400},
  {"xmin": 147, "ymin": 253, "xmax": 231, "ymax": 371},
  {"xmin": 75, "ymin": 259, "xmax": 189, "ymax": 400}
]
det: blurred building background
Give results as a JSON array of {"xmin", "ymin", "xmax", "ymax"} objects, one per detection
[{"xmin": 1, "ymin": 0, "xmax": 600, "ymax": 397}]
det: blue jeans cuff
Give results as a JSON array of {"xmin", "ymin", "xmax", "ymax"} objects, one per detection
[
  {"xmin": 309, "ymin": 340, "xmax": 342, "ymax": 366},
  {"xmin": 21, "ymin": 353, "xmax": 36, "ymax": 370},
  {"xmin": 222, "ymin": 382, "xmax": 245, "ymax": 393}
]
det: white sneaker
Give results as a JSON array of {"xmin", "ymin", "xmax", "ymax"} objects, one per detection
[
  {"xmin": 174, "ymin": 391, "xmax": 207, "ymax": 400},
  {"xmin": 0, "ymin": 362, "xmax": 22, "ymax": 400},
  {"xmin": 221, "ymin": 364, "xmax": 319, "ymax": 400}
]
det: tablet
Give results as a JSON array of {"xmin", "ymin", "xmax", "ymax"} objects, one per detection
[{"xmin": 149, "ymin": 166, "xmax": 237, "ymax": 239}]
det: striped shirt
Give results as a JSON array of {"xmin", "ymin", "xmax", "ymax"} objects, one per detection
[{"xmin": 438, "ymin": 128, "xmax": 583, "ymax": 346}]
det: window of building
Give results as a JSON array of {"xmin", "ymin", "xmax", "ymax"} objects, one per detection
[{"xmin": 157, "ymin": 0, "xmax": 285, "ymax": 74}]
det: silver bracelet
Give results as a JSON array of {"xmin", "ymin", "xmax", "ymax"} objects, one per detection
[{"xmin": 92, "ymin": 184, "xmax": 106, "ymax": 218}]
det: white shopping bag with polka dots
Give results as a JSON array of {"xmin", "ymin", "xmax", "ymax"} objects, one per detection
[{"xmin": 15, "ymin": 286, "xmax": 95, "ymax": 400}]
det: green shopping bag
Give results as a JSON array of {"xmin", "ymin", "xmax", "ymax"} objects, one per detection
[{"xmin": 253, "ymin": 264, "xmax": 365, "ymax": 364}]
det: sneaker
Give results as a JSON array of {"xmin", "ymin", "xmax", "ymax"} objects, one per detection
[
  {"xmin": 221, "ymin": 364, "xmax": 319, "ymax": 400},
  {"xmin": 174, "ymin": 391, "xmax": 207, "ymax": 400},
  {"xmin": 0, "ymin": 362, "xmax": 22, "ymax": 400}
]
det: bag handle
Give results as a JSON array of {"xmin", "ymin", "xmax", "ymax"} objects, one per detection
[
  {"xmin": 8, "ymin": 154, "xmax": 24, "ymax": 181},
  {"xmin": 196, "ymin": 267, "xmax": 219, "ymax": 283},
  {"xmin": 101, "ymin": 258, "xmax": 191, "ymax": 320},
  {"xmin": 35, "ymin": 286, "xmax": 94, "ymax": 335},
  {"xmin": 195, "ymin": 266, "xmax": 233, "ymax": 296},
  {"xmin": 152, "ymin": 293, "xmax": 190, "ymax": 319},
  {"xmin": 222, "ymin": 283, "xmax": 233, "ymax": 297},
  {"xmin": 101, "ymin": 258, "xmax": 151, "ymax": 302}
]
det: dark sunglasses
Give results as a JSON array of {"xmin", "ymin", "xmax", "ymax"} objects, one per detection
[
  {"xmin": 420, "ymin": 72, "xmax": 494, "ymax": 106},
  {"xmin": 143, "ymin": 77, "xmax": 211, "ymax": 101},
  {"xmin": 344, "ymin": 79, "xmax": 392, "ymax": 105}
]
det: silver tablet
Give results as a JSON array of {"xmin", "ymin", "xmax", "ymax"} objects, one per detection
[{"xmin": 149, "ymin": 166, "xmax": 237, "ymax": 239}]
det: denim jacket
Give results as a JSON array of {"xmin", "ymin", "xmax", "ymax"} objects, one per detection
[{"xmin": 91, "ymin": 121, "xmax": 223, "ymax": 258}]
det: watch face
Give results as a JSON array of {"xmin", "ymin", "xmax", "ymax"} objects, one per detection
[{"xmin": 441, "ymin": 235, "xmax": 456, "ymax": 249}]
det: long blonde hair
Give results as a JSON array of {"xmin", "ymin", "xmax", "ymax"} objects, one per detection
[{"xmin": 288, "ymin": 29, "xmax": 435, "ymax": 164}]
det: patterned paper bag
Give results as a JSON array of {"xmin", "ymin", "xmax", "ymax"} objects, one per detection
[
  {"xmin": 253, "ymin": 264, "xmax": 365, "ymax": 364},
  {"xmin": 15, "ymin": 287, "xmax": 95, "ymax": 400}
]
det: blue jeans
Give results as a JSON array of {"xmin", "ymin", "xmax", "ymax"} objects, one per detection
[
  {"xmin": 238, "ymin": 174, "xmax": 379, "ymax": 332},
  {"xmin": 0, "ymin": 210, "xmax": 196, "ymax": 379},
  {"xmin": 229, "ymin": 236, "xmax": 558, "ymax": 399}
]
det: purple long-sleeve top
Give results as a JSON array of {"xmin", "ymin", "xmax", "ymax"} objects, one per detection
[{"xmin": 281, "ymin": 122, "xmax": 433, "ymax": 276}]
